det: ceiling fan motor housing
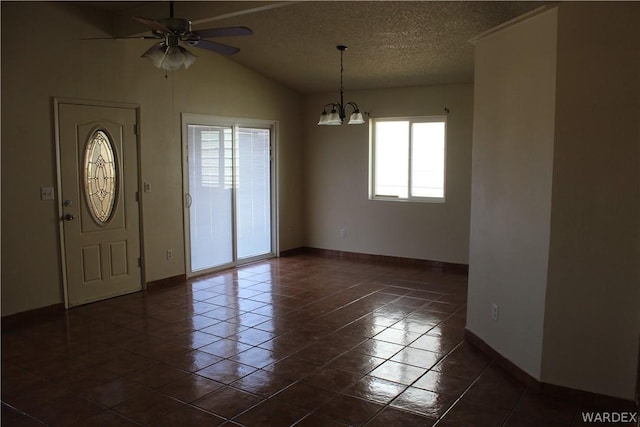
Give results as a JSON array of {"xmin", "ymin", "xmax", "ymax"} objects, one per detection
[{"xmin": 154, "ymin": 17, "xmax": 192, "ymax": 36}]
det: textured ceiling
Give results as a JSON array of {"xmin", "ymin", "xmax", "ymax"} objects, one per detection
[{"xmin": 104, "ymin": 1, "xmax": 546, "ymax": 93}]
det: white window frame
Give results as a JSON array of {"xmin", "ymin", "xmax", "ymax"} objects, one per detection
[{"xmin": 369, "ymin": 115, "xmax": 447, "ymax": 203}]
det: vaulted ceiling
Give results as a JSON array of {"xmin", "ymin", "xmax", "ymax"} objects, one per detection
[{"xmin": 92, "ymin": 1, "xmax": 546, "ymax": 93}]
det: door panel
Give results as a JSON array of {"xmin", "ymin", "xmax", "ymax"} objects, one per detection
[
  {"xmin": 110, "ymin": 241, "xmax": 129, "ymax": 276},
  {"xmin": 58, "ymin": 103, "xmax": 141, "ymax": 306},
  {"xmin": 236, "ymin": 127, "xmax": 271, "ymax": 260},
  {"xmin": 187, "ymin": 125, "xmax": 234, "ymax": 272}
]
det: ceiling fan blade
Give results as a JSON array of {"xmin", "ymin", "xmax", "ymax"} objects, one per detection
[
  {"xmin": 191, "ymin": 39, "xmax": 240, "ymax": 55},
  {"xmin": 135, "ymin": 16, "xmax": 171, "ymax": 34},
  {"xmin": 81, "ymin": 36, "xmax": 158, "ymax": 40},
  {"xmin": 194, "ymin": 26, "xmax": 253, "ymax": 39}
]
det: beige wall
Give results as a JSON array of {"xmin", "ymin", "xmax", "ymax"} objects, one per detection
[
  {"xmin": 303, "ymin": 84, "xmax": 473, "ymax": 264},
  {"xmin": 468, "ymin": 2, "xmax": 640, "ymax": 401},
  {"xmin": 1, "ymin": 2, "xmax": 304, "ymax": 316},
  {"xmin": 541, "ymin": 2, "xmax": 640, "ymax": 400},
  {"xmin": 467, "ymin": 8, "xmax": 558, "ymax": 380}
]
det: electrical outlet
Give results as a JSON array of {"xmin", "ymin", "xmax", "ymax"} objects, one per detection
[
  {"xmin": 491, "ymin": 303, "xmax": 499, "ymax": 321},
  {"xmin": 40, "ymin": 187, "xmax": 55, "ymax": 200},
  {"xmin": 166, "ymin": 249, "xmax": 173, "ymax": 260},
  {"xmin": 340, "ymin": 228, "xmax": 347, "ymax": 238}
]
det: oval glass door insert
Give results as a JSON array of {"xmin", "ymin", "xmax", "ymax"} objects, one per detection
[{"xmin": 84, "ymin": 129, "xmax": 118, "ymax": 224}]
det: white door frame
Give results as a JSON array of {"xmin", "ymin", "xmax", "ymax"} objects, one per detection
[
  {"xmin": 53, "ymin": 97, "xmax": 146, "ymax": 308},
  {"xmin": 181, "ymin": 113, "xmax": 279, "ymax": 278}
]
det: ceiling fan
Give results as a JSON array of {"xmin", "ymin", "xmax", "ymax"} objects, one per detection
[{"xmin": 85, "ymin": 1, "xmax": 253, "ymax": 71}]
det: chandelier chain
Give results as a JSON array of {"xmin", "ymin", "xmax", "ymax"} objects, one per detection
[{"xmin": 340, "ymin": 48, "xmax": 344, "ymax": 95}]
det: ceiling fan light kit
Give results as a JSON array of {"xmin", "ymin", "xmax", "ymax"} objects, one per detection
[
  {"xmin": 142, "ymin": 40, "xmax": 197, "ymax": 71},
  {"xmin": 318, "ymin": 45, "xmax": 365, "ymax": 126}
]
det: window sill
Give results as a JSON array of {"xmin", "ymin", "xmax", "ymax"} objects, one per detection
[{"xmin": 370, "ymin": 196, "xmax": 445, "ymax": 204}]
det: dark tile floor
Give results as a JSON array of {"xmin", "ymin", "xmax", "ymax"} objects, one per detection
[{"xmin": 1, "ymin": 254, "xmax": 634, "ymax": 426}]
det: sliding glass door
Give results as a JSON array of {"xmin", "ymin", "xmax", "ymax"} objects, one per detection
[
  {"xmin": 183, "ymin": 115, "xmax": 275, "ymax": 276},
  {"xmin": 187, "ymin": 124, "xmax": 234, "ymax": 271},
  {"xmin": 236, "ymin": 127, "xmax": 272, "ymax": 259}
]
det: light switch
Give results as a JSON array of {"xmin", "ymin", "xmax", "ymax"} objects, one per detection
[{"xmin": 41, "ymin": 187, "xmax": 55, "ymax": 200}]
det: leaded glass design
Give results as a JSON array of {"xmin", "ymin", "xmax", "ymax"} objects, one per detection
[{"xmin": 84, "ymin": 129, "xmax": 117, "ymax": 224}]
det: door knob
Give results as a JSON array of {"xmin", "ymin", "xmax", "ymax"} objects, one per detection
[{"xmin": 63, "ymin": 214, "xmax": 75, "ymax": 221}]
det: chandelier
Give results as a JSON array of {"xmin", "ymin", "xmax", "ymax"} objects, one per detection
[{"xmin": 317, "ymin": 45, "xmax": 365, "ymax": 126}]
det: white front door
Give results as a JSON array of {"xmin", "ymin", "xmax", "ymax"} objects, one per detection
[{"xmin": 57, "ymin": 101, "xmax": 142, "ymax": 307}]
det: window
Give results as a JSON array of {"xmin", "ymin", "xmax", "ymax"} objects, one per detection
[
  {"xmin": 84, "ymin": 129, "xmax": 118, "ymax": 224},
  {"xmin": 370, "ymin": 116, "xmax": 446, "ymax": 202}
]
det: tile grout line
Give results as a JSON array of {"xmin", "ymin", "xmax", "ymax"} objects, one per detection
[{"xmin": 430, "ymin": 346, "xmax": 493, "ymax": 426}]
